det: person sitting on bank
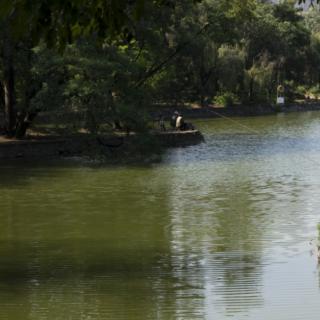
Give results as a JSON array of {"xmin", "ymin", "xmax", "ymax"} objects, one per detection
[
  {"xmin": 176, "ymin": 113, "xmax": 185, "ymax": 130},
  {"xmin": 170, "ymin": 111, "xmax": 179, "ymax": 129}
]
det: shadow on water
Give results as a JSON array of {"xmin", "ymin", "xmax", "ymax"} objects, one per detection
[
  {"xmin": 0, "ymin": 164, "xmax": 181, "ymax": 319},
  {"xmin": 0, "ymin": 238, "xmax": 169, "ymax": 279},
  {"xmin": 0, "ymin": 156, "xmax": 165, "ymax": 189}
]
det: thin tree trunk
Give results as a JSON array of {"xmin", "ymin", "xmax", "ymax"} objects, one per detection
[
  {"xmin": 249, "ymin": 77, "xmax": 254, "ymax": 102},
  {"xmin": 15, "ymin": 43, "xmax": 34, "ymax": 139},
  {"xmin": 15, "ymin": 112, "xmax": 37, "ymax": 139},
  {"xmin": 3, "ymin": 60, "xmax": 15, "ymax": 136},
  {"xmin": 107, "ymin": 89, "xmax": 122, "ymax": 130},
  {"xmin": 2, "ymin": 26, "xmax": 16, "ymax": 136}
]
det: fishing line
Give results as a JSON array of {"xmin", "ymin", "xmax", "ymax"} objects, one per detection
[{"xmin": 205, "ymin": 107, "xmax": 320, "ymax": 167}]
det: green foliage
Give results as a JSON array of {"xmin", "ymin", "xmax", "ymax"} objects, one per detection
[
  {"xmin": 307, "ymin": 84, "xmax": 320, "ymax": 99},
  {"xmin": 217, "ymin": 45, "xmax": 245, "ymax": 92},
  {"xmin": 0, "ymin": 0, "xmax": 193, "ymax": 49},
  {"xmin": 282, "ymin": 80, "xmax": 296, "ymax": 102},
  {"xmin": 304, "ymin": 7, "xmax": 320, "ymax": 33},
  {"xmin": 214, "ymin": 92, "xmax": 238, "ymax": 107},
  {"xmin": 295, "ymin": 85, "xmax": 308, "ymax": 98},
  {"xmin": 245, "ymin": 53, "xmax": 276, "ymax": 102},
  {"xmin": 36, "ymin": 39, "xmax": 153, "ymax": 134},
  {"xmin": 3, "ymin": 0, "xmax": 320, "ymax": 137}
]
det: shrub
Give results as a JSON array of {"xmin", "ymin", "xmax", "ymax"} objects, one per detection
[
  {"xmin": 214, "ymin": 92, "xmax": 238, "ymax": 107},
  {"xmin": 307, "ymin": 85, "xmax": 320, "ymax": 99},
  {"xmin": 295, "ymin": 85, "xmax": 308, "ymax": 99}
]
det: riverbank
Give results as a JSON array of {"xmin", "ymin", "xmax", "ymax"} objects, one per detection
[
  {"xmin": 152, "ymin": 100, "xmax": 320, "ymax": 120},
  {"xmin": 0, "ymin": 130, "xmax": 204, "ymax": 162},
  {"xmin": 2, "ymin": 100, "xmax": 318, "ymax": 162}
]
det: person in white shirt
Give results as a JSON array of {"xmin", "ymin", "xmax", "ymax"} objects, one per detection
[{"xmin": 176, "ymin": 114, "xmax": 184, "ymax": 130}]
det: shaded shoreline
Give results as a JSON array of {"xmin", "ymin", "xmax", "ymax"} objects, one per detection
[
  {"xmin": 2, "ymin": 100, "xmax": 319, "ymax": 162},
  {"xmin": 0, "ymin": 130, "xmax": 204, "ymax": 162}
]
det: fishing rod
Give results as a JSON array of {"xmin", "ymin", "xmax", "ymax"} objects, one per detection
[{"xmin": 135, "ymin": 22, "xmax": 210, "ymax": 88}]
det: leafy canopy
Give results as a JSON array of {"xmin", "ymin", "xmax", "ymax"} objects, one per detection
[{"xmin": 0, "ymin": 0, "xmax": 201, "ymax": 48}]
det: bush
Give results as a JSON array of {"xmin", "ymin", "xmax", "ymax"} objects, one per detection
[
  {"xmin": 307, "ymin": 85, "xmax": 320, "ymax": 99},
  {"xmin": 283, "ymin": 80, "xmax": 295, "ymax": 102},
  {"xmin": 295, "ymin": 85, "xmax": 307, "ymax": 99},
  {"xmin": 214, "ymin": 92, "xmax": 238, "ymax": 107}
]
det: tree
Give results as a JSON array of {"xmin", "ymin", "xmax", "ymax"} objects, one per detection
[
  {"xmin": 2, "ymin": 0, "xmax": 320, "ymax": 139},
  {"xmin": 0, "ymin": 1, "xmax": 200, "ymax": 137}
]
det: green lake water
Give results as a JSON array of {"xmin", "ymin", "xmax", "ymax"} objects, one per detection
[{"xmin": 1, "ymin": 111, "xmax": 320, "ymax": 319}]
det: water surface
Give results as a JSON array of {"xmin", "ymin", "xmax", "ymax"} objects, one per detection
[{"xmin": 1, "ymin": 111, "xmax": 320, "ymax": 319}]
